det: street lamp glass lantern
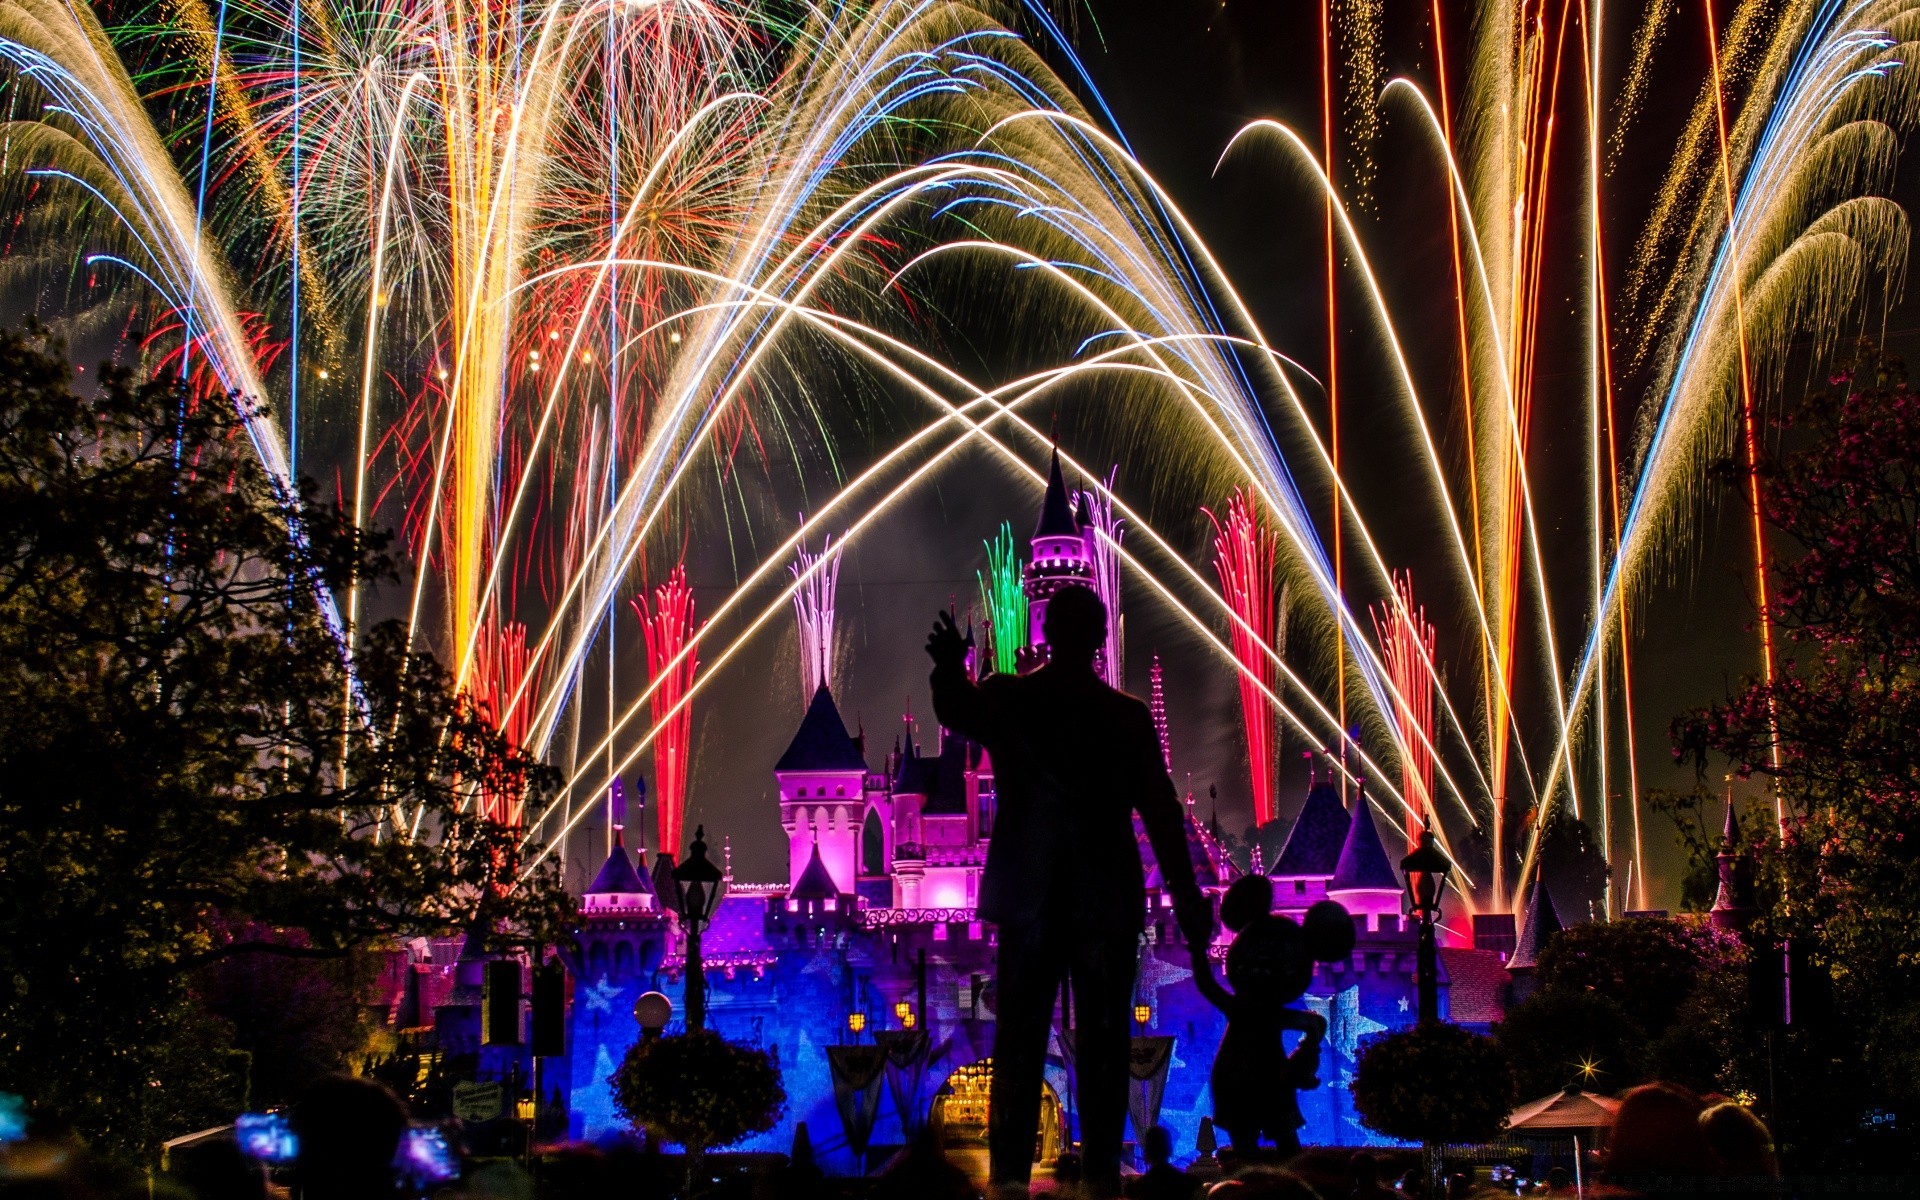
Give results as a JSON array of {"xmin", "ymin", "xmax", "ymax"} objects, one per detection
[
  {"xmin": 847, "ymin": 1011, "xmax": 866, "ymax": 1035},
  {"xmin": 673, "ymin": 824, "xmax": 727, "ymax": 926},
  {"xmin": 1399, "ymin": 822, "xmax": 1453, "ymax": 918},
  {"xmin": 1133, "ymin": 1003, "xmax": 1151, "ymax": 1027}
]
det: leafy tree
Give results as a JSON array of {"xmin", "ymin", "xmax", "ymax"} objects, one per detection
[
  {"xmin": 1494, "ymin": 990, "xmax": 1646, "ymax": 1099},
  {"xmin": 1671, "ymin": 345, "xmax": 1920, "ymax": 1156},
  {"xmin": 1534, "ymin": 917, "xmax": 1709, "ymax": 1036},
  {"xmin": 0, "ymin": 327, "xmax": 575, "ymax": 1155},
  {"xmin": 612, "ymin": 1030, "xmax": 787, "ymax": 1154},
  {"xmin": 1352, "ymin": 1022, "xmax": 1513, "ymax": 1144}
]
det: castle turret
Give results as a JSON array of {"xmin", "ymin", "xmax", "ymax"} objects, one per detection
[
  {"xmin": 776, "ymin": 684, "xmax": 870, "ymax": 895},
  {"xmin": 1507, "ymin": 875, "xmax": 1563, "ymax": 975},
  {"xmin": 582, "ymin": 832, "xmax": 657, "ymax": 916},
  {"xmin": 1710, "ymin": 795, "xmax": 1756, "ymax": 932},
  {"xmin": 1025, "ymin": 448, "xmax": 1095, "ymax": 655},
  {"xmin": 1269, "ymin": 763, "xmax": 1351, "ymax": 917},
  {"xmin": 1327, "ymin": 781, "xmax": 1404, "ymax": 931}
]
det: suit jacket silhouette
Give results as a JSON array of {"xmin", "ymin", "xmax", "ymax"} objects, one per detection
[{"xmin": 930, "ymin": 658, "xmax": 1199, "ymax": 932}]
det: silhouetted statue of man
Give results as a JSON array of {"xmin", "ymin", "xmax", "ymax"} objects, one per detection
[{"xmin": 928, "ymin": 584, "xmax": 1213, "ymax": 1196}]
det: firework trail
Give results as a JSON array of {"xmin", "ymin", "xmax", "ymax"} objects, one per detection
[
  {"xmin": 1373, "ymin": 574, "xmax": 1434, "ymax": 852},
  {"xmin": 978, "ymin": 521, "xmax": 1028, "ymax": 678},
  {"xmin": 1079, "ymin": 472, "xmax": 1124, "ymax": 688},
  {"xmin": 5, "ymin": 0, "xmax": 1919, "ymax": 915},
  {"xmin": 1209, "ymin": 490, "xmax": 1283, "ymax": 828},
  {"xmin": 635, "ymin": 564, "xmax": 698, "ymax": 858},
  {"xmin": 790, "ymin": 535, "xmax": 840, "ymax": 699}
]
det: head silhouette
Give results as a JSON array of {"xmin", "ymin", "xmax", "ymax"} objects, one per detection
[
  {"xmin": 1219, "ymin": 876, "xmax": 1354, "ymax": 1006},
  {"xmin": 1142, "ymin": 1126, "xmax": 1173, "ymax": 1167},
  {"xmin": 1042, "ymin": 584, "xmax": 1105, "ymax": 670}
]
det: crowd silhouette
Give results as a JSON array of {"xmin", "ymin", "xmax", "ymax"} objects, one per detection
[{"xmin": 0, "ymin": 1071, "xmax": 1800, "ymax": 1200}]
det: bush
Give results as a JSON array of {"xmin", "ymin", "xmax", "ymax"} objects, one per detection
[
  {"xmin": 1495, "ymin": 989, "xmax": 1646, "ymax": 1099},
  {"xmin": 1353, "ymin": 1022, "xmax": 1514, "ymax": 1144},
  {"xmin": 611, "ymin": 1030, "xmax": 786, "ymax": 1152}
]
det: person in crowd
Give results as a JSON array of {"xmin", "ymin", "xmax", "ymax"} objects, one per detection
[
  {"xmin": 1699, "ymin": 1102, "xmax": 1780, "ymax": 1197},
  {"xmin": 163, "ymin": 1140, "xmax": 265, "ymax": 1200},
  {"xmin": 1126, "ymin": 1127, "xmax": 1199, "ymax": 1200},
  {"xmin": 871, "ymin": 1134, "xmax": 979, "ymax": 1200},
  {"xmin": 1345, "ymin": 1154, "xmax": 1393, "ymax": 1200},
  {"xmin": 287, "ymin": 1075, "xmax": 410, "ymax": 1199},
  {"xmin": 1601, "ymin": 1083, "xmax": 1709, "ymax": 1195},
  {"xmin": 1206, "ymin": 1164, "xmax": 1322, "ymax": 1200}
]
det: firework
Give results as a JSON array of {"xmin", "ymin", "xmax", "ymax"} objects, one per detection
[
  {"xmin": 790, "ymin": 535, "xmax": 841, "ymax": 700},
  {"xmin": 1079, "ymin": 473, "xmax": 1124, "ymax": 688},
  {"xmin": 1209, "ymin": 490, "xmax": 1283, "ymax": 829},
  {"xmin": 635, "ymin": 565, "xmax": 698, "ymax": 858},
  {"xmin": 6, "ymin": 0, "xmax": 1918, "ymax": 915},
  {"xmin": 1372, "ymin": 574, "xmax": 1435, "ymax": 851},
  {"xmin": 978, "ymin": 522, "xmax": 1028, "ymax": 678}
]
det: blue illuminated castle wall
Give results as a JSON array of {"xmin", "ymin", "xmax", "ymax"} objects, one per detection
[{"xmin": 548, "ymin": 460, "xmax": 1518, "ymax": 1167}]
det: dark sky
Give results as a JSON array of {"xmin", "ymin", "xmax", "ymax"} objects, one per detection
[{"xmin": 553, "ymin": 0, "xmax": 1919, "ymax": 910}]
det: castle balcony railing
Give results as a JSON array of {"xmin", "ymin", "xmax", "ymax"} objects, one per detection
[
  {"xmin": 856, "ymin": 907, "xmax": 978, "ymax": 928},
  {"xmin": 661, "ymin": 950, "xmax": 779, "ymax": 980}
]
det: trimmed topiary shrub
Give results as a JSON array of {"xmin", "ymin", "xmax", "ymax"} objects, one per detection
[
  {"xmin": 611, "ymin": 1029, "xmax": 786, "ymax": 1153},
  {"xmin": 1352, "ymin": 1021, "xmax": 1514, "ymax": 1144}
]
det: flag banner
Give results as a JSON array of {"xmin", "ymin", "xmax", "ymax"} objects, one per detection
[
  {"xmin": 1127, "ymin": 1036, "xmax": 1176, "ymax": 1143},
  {"xmin": 826, "ymin": 1044, "xmax": 888, "ymax": 1163},
  {"xmin": 876, "ymin": 1029, "xmax": 933, "ymax": 1139}
]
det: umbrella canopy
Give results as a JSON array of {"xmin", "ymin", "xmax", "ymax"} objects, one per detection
[{"xmin": 1509, "ymin": 1087, "xmax": 1623, "ymax": 1131}]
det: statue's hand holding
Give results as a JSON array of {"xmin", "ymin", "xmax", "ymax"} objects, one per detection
[
  {"xmin": 925, "ymin": 609, "xmax": 970, "ymax": 672},
  {"xmin": 1175, "ymin": 891, "xmax": 1215, "ymax": 953}
]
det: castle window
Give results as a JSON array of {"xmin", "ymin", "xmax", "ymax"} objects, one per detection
[
  {"xmin": 787, "ymin": 899, "xmax": 800, "ymax": 913},
  {"xmin": 824, "ymin": 898, "xmax": 837, "ymax": 912},
  {"xmin": 836, "ymin": 786, "xmax": 846, "ymax": 796},
  {"xmin": 1294, "ymin": 880, "xmax": 1306, "ymax": 894}
]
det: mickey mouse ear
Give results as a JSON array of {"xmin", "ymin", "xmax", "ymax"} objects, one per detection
[
  {"xmin": 1219, "ymin": 876, "xmax": 1274, "ymax": 933},
  {"xmin": 1303, "ymin": 900, "xmax": 1356, "ymax": 962}
]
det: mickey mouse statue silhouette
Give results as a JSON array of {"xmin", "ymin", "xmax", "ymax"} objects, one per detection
[{"xmin": 1192, "ymin": 874, "xmax": 1356, "ymax": 1159}]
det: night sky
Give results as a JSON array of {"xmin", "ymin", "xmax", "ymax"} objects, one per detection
[{"xmin": 547, "ymin": 0, "xmax": 1920, "ymax": 907}]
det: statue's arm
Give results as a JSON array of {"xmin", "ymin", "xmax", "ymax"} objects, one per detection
[
  {"xmin": 929, "ymin": 660, "xmax": 1002, "ymax": 745},
  {"xmin": 1133, "ymin": 702, "xmax": 1212, "ymax": 948}
]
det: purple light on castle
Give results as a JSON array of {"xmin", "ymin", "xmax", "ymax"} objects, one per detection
[
  {"xmin": 1078, "ymin": 471, "xmax": 1124, "ymax": 688},
  {"xmin": 790, "ymin": 533, "xmax": 841, "ymax": 699}
]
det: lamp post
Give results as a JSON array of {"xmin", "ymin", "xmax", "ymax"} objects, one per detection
[
  {"xmin": 1399, "ymin": 818, "xmax": 1453, "ymax": 1025},
  {"xmin": 660, "ymin": 825, "xmax": 726, "ymax": 1033}
]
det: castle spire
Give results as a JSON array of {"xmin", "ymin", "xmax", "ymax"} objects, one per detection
[
  {"xmin": 1710, "ymin": 781, "xmax": 1754, "ymax": 930},
  {"xmin": 1035, "ymin": 446, "xmax": 1078, "ymax": 538}
]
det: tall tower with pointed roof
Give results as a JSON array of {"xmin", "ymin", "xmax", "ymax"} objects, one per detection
[
  {"xmin": 1710, "ymin": 796, "xmax": 1756, "ymax": 932},
  {"xmin": 1150, "ymin": 655, "xmax": 1171, "ymax": 769},
  {"xmin": 1507, "ymin": 873, "xmax": 1564, "ymax": 975},
  {"xmin": 775, "ymin": 684, "xmax": 871, "ymax": 895},
  {"xmin": 1327, "ymin": 781, "xmax": 1405, "ymax": 930},
  {"xmin": 1023, "ymin": 448, "xmax": 1095, "ymax": 660},
  {"xmin": 1268, "ymin": 756, "xmax": 1351, "ymax": 918}
]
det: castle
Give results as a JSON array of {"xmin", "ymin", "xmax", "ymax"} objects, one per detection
[{"xmin": 537, "ymin": 454, "xmax": 1522, "ymax": 1164}]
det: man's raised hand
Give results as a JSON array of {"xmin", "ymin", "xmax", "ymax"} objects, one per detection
[{"xmin": 925, "ymin": 609, "xmax": 970, "ymax": 672}]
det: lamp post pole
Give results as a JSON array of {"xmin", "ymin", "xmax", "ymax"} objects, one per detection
[
  {"xmin": 1415, "ymin": 901, "xmax": 1439, "ymax": 1024},
  {"xmin": 661, "ymin": 824, "xmax": 726, "ymax": 1033},
  {"xmin": 1399, "ymin": 817, "xmax": 1453, "ymax": 1026}
]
